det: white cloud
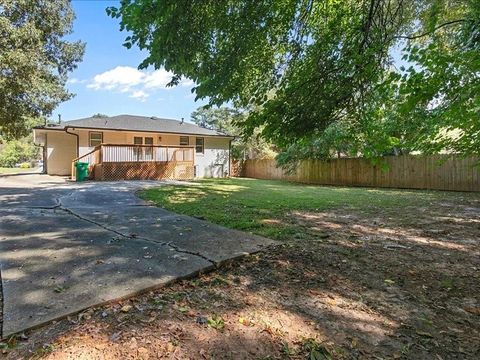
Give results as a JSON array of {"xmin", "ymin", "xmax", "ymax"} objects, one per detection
[
  {"xmin": 87, "ymin": 66, "xmax": 195, "ymax": 102},
  {"xmin": 180, "ymin": 78, "xmax": 194, "ymax": 87},
  {"xmin": 88, "ymin": 66, "xmax": 145, "ymax": 92},
  {"xmin": 144, "ymin": 69, "xmax": 173, "ymax": 89},
  {"xmin": 67, "ymin": 77, "xmax": 86, "ymax": 85},
  {"xmin": 129, "ymin": 90, "xmax": 149, "ymax": 102}
]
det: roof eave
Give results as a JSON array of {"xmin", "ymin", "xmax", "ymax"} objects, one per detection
[
  {"xmin": 33, "ymin": 126, "xmax": 64, "ymax": 131},
  {"xmin": 37, "ymin": 125, "xmax": 234, "ymax": 138}
]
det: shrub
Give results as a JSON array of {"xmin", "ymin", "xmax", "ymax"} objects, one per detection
[{"xmin": 0, "ymin": 139, "xmax": 38, "ymax": 167}]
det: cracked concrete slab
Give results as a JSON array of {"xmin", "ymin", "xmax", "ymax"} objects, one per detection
[
  {"xmin": 69, "ymin": 206, "xmax": 276, "ymax": 264},
  {"xmin": 0, "ymin": 208, "xmax": 210, "ymax": 336},
  {"xmin": 60, "ymin": 184, "xmax": 148, "ymax": 209},
  {"xmin": 0, "ymin": 174, "xmax": 276, "ymax": 338}
]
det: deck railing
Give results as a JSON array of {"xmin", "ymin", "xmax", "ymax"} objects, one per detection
[
  {"xmin": 101, "ymin": 144, "xmax": 194, "ymax": 163},
  {"xmin": 71, "ymin": 144, "xmax": 195, "ymax": 181}
]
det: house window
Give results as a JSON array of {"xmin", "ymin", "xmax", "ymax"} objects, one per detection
[
  {"xmin": 133, "ymin": 136, "xmax": 154, "ymax": 160},
  {"xmin": 195, "ymin": 137, "xmax": 204, "ymax": 154},
  {"xmin": 144, "ymin": 137, "xmax": 153, "ymax": 159},
  {"xmin": 144, "ymin": 137, "xmax": 153, "ymax": 145},
  {"xmin": 89, "ymin": 132, "xmax": 103, "ymax": 147},
  {"xmin": 179, "ymin": 136, "xmax": 189, "ymax": 146},
  {"xmin": 133, "ymin": 136, "xmax": 143, "ymax": 160}
]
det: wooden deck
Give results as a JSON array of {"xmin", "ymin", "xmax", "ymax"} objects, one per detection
[{"xmin": 72, "ymin": 144, "xmax": 195, "ymax": 181}]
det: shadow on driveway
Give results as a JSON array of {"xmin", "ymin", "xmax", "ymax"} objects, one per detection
[{"xmin": 0, "ymin": 175, "xmax": 275, "ymax": 338}]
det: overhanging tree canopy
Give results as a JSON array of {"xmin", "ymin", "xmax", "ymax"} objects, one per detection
[{"xmin": 108, "ymin": 0, "xmax": 479, "ymax": 159}]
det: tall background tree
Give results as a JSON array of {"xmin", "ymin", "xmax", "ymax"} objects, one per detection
[
  {"xmin": 109, "ymin": 0, "xmax": 479, "ymax": 165},
  {"xmin": 0, "ymin": 0, "xmax": 85, "ymax": 139},
  {"xmin": 190, "ymin": 106, "xmax": 276, "ymax": 160}
]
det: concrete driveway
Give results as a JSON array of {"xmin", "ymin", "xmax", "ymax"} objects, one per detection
[{"xmin": 0, "ymin": 174, "xmax": 275, "ymax": 338}]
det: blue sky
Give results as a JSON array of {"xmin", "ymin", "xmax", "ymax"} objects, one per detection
[{"xmin": 56, "ymin": 0, "xmax": 206, "ymax": 123}]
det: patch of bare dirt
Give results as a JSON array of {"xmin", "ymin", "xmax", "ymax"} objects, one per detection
[{"xmin": 3, "ymin": 196, "xmax": 480, "ymax": 359}]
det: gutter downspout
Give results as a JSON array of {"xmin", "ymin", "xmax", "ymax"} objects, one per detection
[
  {"xmin": 65, "ymin": 127, "xmax": 79, "ymax": 179},
  {"xmin": 64, "ymin": 126, "xmax": 79, "ymax": 158}
]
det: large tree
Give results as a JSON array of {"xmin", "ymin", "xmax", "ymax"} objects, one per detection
[
  {"xmin": 108, "ymin": 0, "xmax": 479, "ymax": 160},
  {"xmin": 190, "ymin": 106, "xmax": 276, "ymax": 160},
  {"xmin": 0, "ymin": 0, "xmax": 84, "ymax": 139}
]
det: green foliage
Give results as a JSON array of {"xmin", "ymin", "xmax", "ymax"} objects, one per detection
[
  {"xmin": 0, "ymin": 0, "xmax": 85, "ymax": 139},
  {"xmin": 276, "ymin": 121, "xmax": 359, "ymax": 172},
  {"xmin": 190, "ymin": 106, "xmax": 276, "ymax": 160},
  {"xmin": 0, "ymin": 335, "xmax": 19, "ymax": 350},
  {"xmin": 207, "ymin": 315, "xmax": 225, "ymax": 331},
  {"xmin": 191, "ymin": 107, "xmax": 240, "ymax": 134},
  {"xmin": 0, "ymin": 136, "xmax": 38, "ymax": 167},
  {"xmin": 300, "ymin": 338, "xmax": 332, "ymax": 360},
  {"xmin": 389, "ymin": 2, "xmax": 480, "ymax": 156},
  {"xmin": 110, "ymin": 0, "xmax": 479, "ymax": 164},
  {"xmin": 92, "ymin": 113, "xmax": 109, "ymax": 118}
]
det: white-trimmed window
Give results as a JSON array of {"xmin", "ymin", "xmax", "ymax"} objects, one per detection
[
  {"xmin": 179, "ymin": 136, "xmax": 189, "ymax": 146},
  {"xmin": 89, "ymin": 132, "xmax": 103, "ymax": 147},
  {"xmin": 144, "ymin": 137, "xmax": 154, "ymax": 159},
  {"xmin": 195, "ymin": 137, "xmax": 204, "ymax": 154},
  {"xmin": 144, "ymin": 137, "xmax": 154, "ymax": 146}
]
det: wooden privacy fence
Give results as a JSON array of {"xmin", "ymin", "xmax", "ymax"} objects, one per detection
[
  {"xmin": 72, "ymin": 144, "xmax": 194, "ymax": 181},
  {"xmin": 242, "ymin": 155, "xmax": 480, "ymax": 192}
]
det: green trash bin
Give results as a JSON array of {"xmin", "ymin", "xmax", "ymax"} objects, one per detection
[{"xmin": 75, "ymin": 162, "xmax": 89, "ymax": 182}]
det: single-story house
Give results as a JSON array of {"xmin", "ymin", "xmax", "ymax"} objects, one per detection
[{"xmin": 33, "ymin": 114, "xmax": 234, "ymax": 180}]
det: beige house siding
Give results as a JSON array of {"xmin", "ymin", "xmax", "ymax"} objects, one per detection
[
  {"xmin": 45, "ymin": 131, "xmax": 76, "ymax": 175},
  {"xmin": 77, "ymin": 130, "xmax": 186, "ymax": 155},
  {"xmin": 77, "ymin": 129, "xmax": 128, "ymax": 156},
  {"xmin": 35, "ymin": 128, "xmax": 231, "ymax": 178}
]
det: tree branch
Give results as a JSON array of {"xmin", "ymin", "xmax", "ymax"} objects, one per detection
[{"xmin": 395, "ymin": 19, "xmax": 467, "ymax": 40}]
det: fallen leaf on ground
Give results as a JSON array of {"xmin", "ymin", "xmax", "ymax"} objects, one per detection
[
  {"xmin": 464, "ymin": 307, "xmax": 480, "ymax": 315},
  {"xmin": 238, "ymin": 317, "xmax": 251, "ymax": 326},
  {"xmin": 121, "ymin": 305, "xmax": 133, "ymax": 313},
  {"xmin": 416, "ymin": 330, "xmax": 433, "ymax": 338}
]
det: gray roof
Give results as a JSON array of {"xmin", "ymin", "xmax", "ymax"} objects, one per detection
[{"xmin": 36, "ymin": 114, "xmax": 232, "ymax": 137}]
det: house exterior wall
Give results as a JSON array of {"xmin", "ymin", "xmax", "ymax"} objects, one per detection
[
  {"xmin": 77, "ymin": 130, "xmax": 184, "ymax": 155},
  {"xmin": 45, "ymin": 131, "xmax": 76, "ymax": 175},
  {"xmin": 77, "ymin": 129, "xmax": 128, "ymax": 156},
  {"xmin": 196, "ymin": 136, "xmax": 230, "ymax": 178},
  {"xmin": 39, "ymin": 129, "xmax": 231, "ymax": 178}
]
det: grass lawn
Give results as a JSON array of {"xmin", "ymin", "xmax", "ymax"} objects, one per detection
[
  {"xmin": 139, "ymin": 178, "xmax": 453, "ymax": 240},
  {"xmin": 0, "ymin": 167, "xmax": 36, "ymax": 175},
  {"xmin": 136, "ymin": 179, "xmax": 479, "ymax": 358}
]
